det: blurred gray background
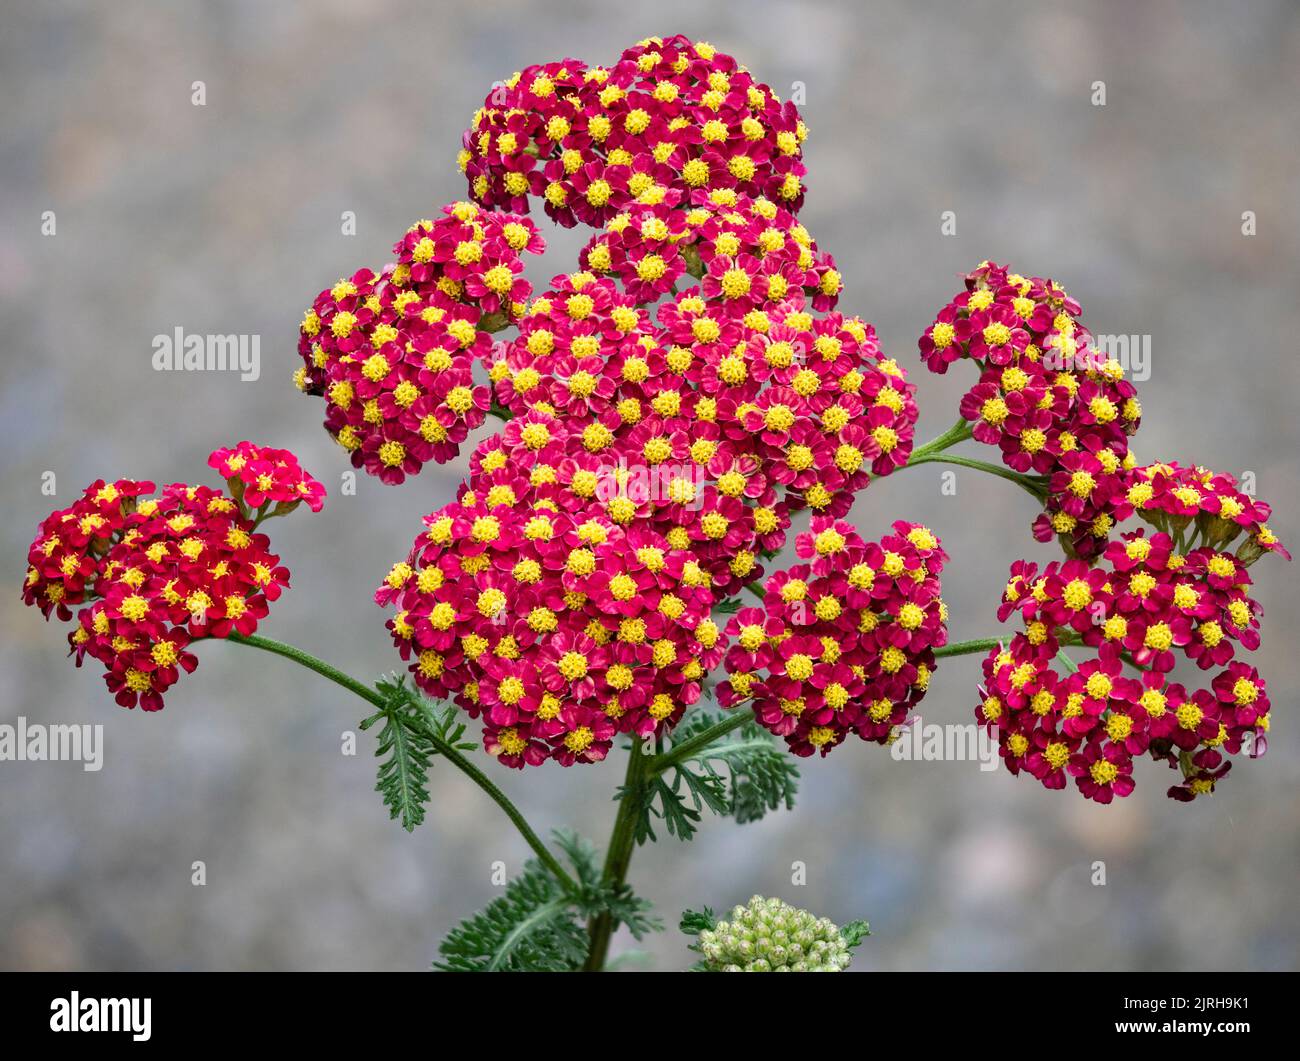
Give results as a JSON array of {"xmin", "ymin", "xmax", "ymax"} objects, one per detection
[{"xmin": 2, "ymin": 0, "xmax": 1297, "ymax": 971}]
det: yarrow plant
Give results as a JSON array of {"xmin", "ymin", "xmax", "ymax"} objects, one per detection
[{"xmin": 23, "ymin": 34, "xmax": 1288, "ymax": 971}]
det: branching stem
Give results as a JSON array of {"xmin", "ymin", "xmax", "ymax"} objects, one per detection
[
  {"xmin": 225, "ymin": 632, "xmax": 577, "ymax": 893},
  {"xmin": 583, "ymin": 737, "xmax": 649, "ymax": 971}
]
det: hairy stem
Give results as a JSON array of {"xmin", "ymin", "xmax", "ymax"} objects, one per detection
[
  {"xmin": 908, "ymin": 418, "xmax": 974, "ymax": 461},
  {"xmin": 583, "ymin": 736, "xmax": 649, "ymax": 971},
  {"xmin": 648, "ymin": 712, "xmax": 749, "ymax": 775},
  {"xmin": 903, "ymin": 452, "xmax": 1048, "ymax": 500},
  {"xmin": 228, "ymin": 631, "xmax": 389, "ymax": 707},
  {"xmin": 933, "ymin": 637, "xmax": 1004, "ymax": 659},
  {"xmin": 935, "ymin": 631, "xmax": 1151, "ymax": 677},
  {"xmin": 226, "ymin": 632, "xmax": 577, "ymax": 893}
]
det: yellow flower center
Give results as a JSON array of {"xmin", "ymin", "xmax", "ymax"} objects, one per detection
[
  {"xmin": 982, "ymin": 322, "xmax": 1011, "ymax": 347},
  {"xmin": 1144, "ymin": 623, "xmax": 1173, "ymax": 651},
  {"xmin": 557, "ymin": 651, "xmax": 588, "ymax": 680},
  {"xmin": 1062, "ymin": 579, "xmax": 1093, "ymax": 611},
  {"xmin": 785, "ymin": 654, "xmax": 814, "ymax": 681}
]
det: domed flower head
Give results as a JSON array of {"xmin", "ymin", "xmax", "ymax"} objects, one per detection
[
  {"xmin": 23, "ymin": 451, "xmax": 322, "ymax": 711},
  {"xmin": 295, "ymin": 202, "xmax": 546, "ymax": 484},
  {"xmin": 208, "ymin": 442, "xmax": 326, "ymax": 514},
  {"xmin": 461, "ymin": 36, "xmax": 809, "ymax": 228},
  {"xmin": 980, "ymin": 526, "xmax": 1280, "ymax": 802},
  {"xmin": 721, "ymin": 516, "xmax": 947, "ymax": 758},
  {"xmin": 919, "ymin": 261, "xmax": 1143, "ymax": 560}
]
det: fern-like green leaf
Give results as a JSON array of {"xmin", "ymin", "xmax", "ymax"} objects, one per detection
[
  {"xmin": 361, "ymin": 699, "xmax": 433, "ymax": 832},
  {"xmin": 434, "ymin": 862, "xmax": 589, "ymax": 972},
  {"xmin": 679, "ymin": 906, "xmax": 718, "ymax": 970},
  {"xmin": 434, "ymin": 830, "xmax": 661, "ymax": 971},
  {"xmin": 360, "ymin": 675, "xmax": 476, "ymax": 832},
  {"xmin": 679, "ymin": 907, "xmax": 716, "ymax": 937},
  {"xmin": 632, "ymin": 708, "xmax": 799, "ymax": 842},
  {"xmin": 552, "ymin": 829, "xmax": 660, "ymax": 939}
]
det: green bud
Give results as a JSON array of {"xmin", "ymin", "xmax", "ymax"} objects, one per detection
[{"xmin": 695, "ymin": 895, "xmax": 859, "ymax": 972}]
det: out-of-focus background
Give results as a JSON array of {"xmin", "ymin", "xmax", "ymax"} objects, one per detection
[{"xmin": 2, "ymin": 0, "xmax": 1297, "ymax": 972}]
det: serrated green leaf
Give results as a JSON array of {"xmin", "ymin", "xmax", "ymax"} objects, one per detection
[
  {"xmin": 635, "ymin": 708, "xmax": 799, "ymax": 842},
  {"xmin": 679, "ymin": 907, "xmax": 716, "ymax": 937},
  {"xmin": 364, "ymin": 675, "xmax": 478, "ymax": 832},
  {"xmin": 369, "ymin": 696, "xmax": 435, "ymax": 832},
  {"xmin": 840, "ymin": 919, "xmax": 871, "ymax": 948},
  {"xmin": 434, "ymin": 862, "xmax": 587, "ymax": 972},
  {"xmin": 434, "ymin": 831, "xmax": 661, "ymax": 971},
  {"xmin": 623, "ymin": 773, "xmax": 709, "ymax": 843}
]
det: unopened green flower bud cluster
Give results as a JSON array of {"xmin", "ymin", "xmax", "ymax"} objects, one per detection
[{"xmin": 698, "ymin": 896, "xmax": 853, "ymax": 972}]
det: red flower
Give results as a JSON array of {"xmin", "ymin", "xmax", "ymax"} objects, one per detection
[
  {"xmin": 24, "ymin": 452, "xmax": 320, "ymax": 712},
  {"xmin": 1068, "ymin": 739, "xmax": 1136, "ymax": 804}
]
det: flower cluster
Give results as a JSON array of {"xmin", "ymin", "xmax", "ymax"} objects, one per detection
[
  {"xmin": 574, "ymin": 193, "xmax": 841, "ymax": 312},
  {"xmin": 924, "ymin": 262, "xmax": 1290, "ymax": 804},
  {"xmin": 460, "ymin": 36, "xmax": 809, "ymax": 226},
  {"xmin": 20, "ymin": 32, "xmax": 1287, "ymax": 820},
  {"xmin": 980, "ymin": 519, "xmax": 1280, "ymax": 802},
  {"xmin": 695, "ymin": 896, "xmax": 855, "ymax": 972},
  {"xmin": 375, "ymin": 414, "xmax": 722, "ymax": 767},
  {"xmin": 295, "ymin": 203, "xmax": 545, "ymax": 482},
  {"xmin": 492, "ymin": 276, "xmax": 916, "ymax": 581},
  {"xmin": 21, "ymin": 446, "xmax": 323, "ymax": 711},
  {"xmin": 361, "ymin": 37, "xmax": 926, "ymax": 767},
  {"xmin": 1117, "ymin": 461, "xmax": 1289, "ymax": 563},
  {"xmin": 719, "ymin": 516, "xmax": 948, "ymax": 757},
  {"xmin": 920, "ymin": 261, "xmax": 1142, "ymax": 560},
  {"xmin": 208, "ymin": 442, "xmax": 326, "ymax": 513}
]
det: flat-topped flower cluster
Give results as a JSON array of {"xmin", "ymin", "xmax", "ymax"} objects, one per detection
[
  {"xmin": 23, "ymin": 445, "xmax": 323, "ymax": 710},
  {"xmin": 350, "ymin": 36, "xmax": 939, "ymax": 768},
  {"xmin": 919, "ymin": 264, "xmax": 1288, "ymax": 801},
  {"xmin": 719, "ymin": 517, "xmax": 947, "ymax": 757}
]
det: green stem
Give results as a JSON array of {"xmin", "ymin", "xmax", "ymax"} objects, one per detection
[
  {"xmin": 933, "ymin": 637, "xmax": 1004, "ymax": 659},
  {"xmin": 228, "ymin": 631, "xmax": 387, "ymax": 708},
  {"xmin": 649, "ymin": 712, "xmax": 749, "ymax": 775},
  {"xmin": 908, "ymin": 418, "xmax": 974, "ymax": 461},
  {"xmin": 904, "ymin": 453, "xmax": 1048, "ymax": 500},
  {"xmin": 583, "ymin": 736, "xmax": 649, "ymax": 971},
  {"xmin": 225, "ymin": 632, "xmax": 577, "ymax": 894},
  {"xmin": 743, "ymin": 581, "xmax": 765, "ymax": 602},
  {"xmin": 932, "ymin": 630, "xmax": 1151, "ymax": 677}
]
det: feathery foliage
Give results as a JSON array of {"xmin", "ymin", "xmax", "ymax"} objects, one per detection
[
  {"xmin": 436, "ymin": 862, "xmax": 587, "ymax": 972},
  {"xmin": 360, "ymin": 674, "xmax": 476, "ymax": 832},
  {"xmin": 628, "ymin": 707, "xmax": 800, "ymax": 843},
  {"xmin": 840, "ymin": 919, "xmax": 872, "ymax": 948},
  {"xmin": 435, "ymin": 830, "xmax": 659, "ymax": 972}
]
